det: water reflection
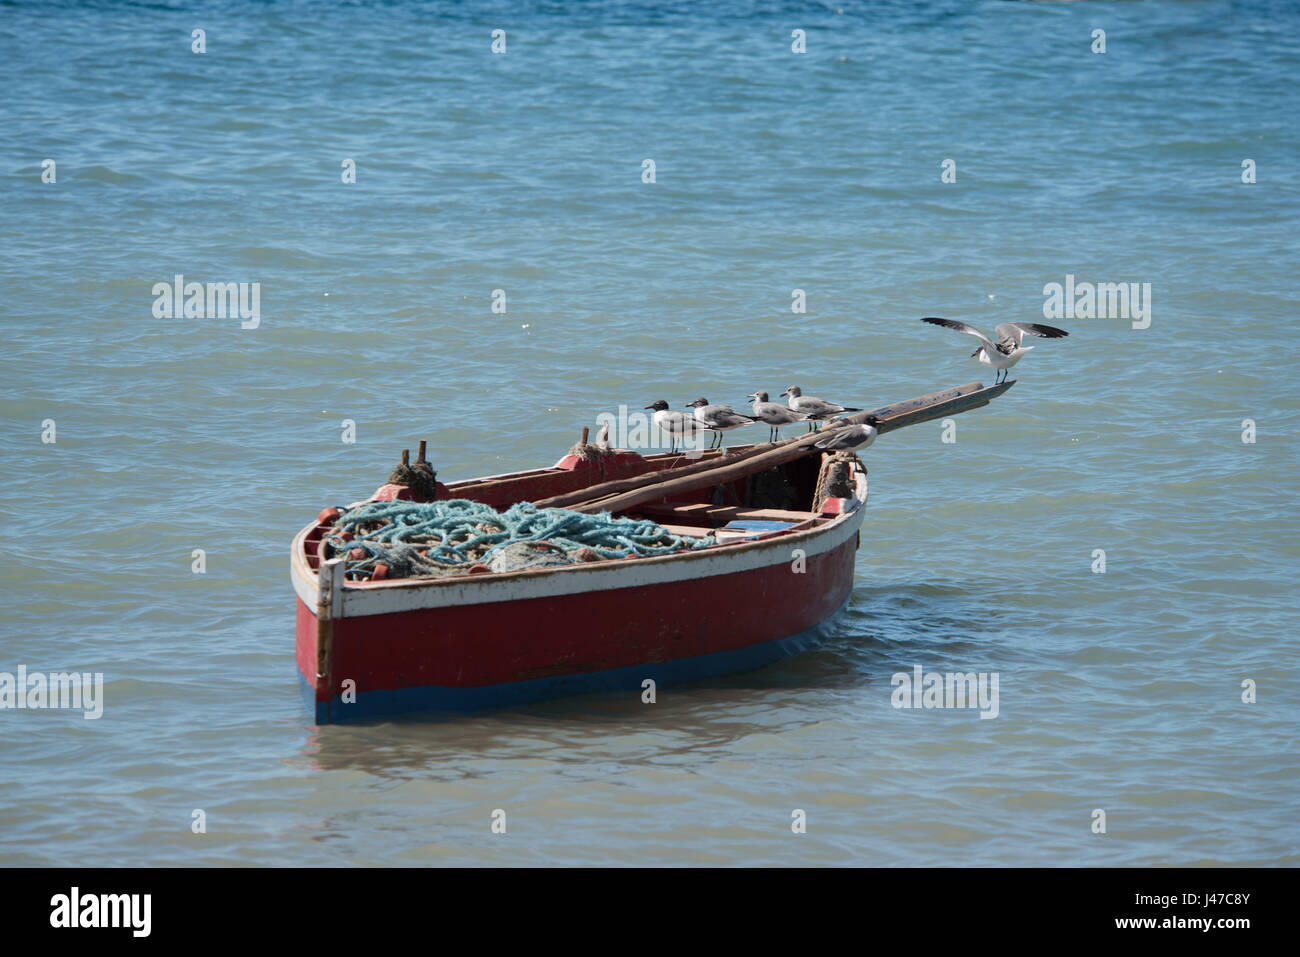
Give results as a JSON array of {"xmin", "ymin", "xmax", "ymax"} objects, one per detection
[{"xmin": 296, "ymin": 582, "xmax": 1002, "ymax": 777}]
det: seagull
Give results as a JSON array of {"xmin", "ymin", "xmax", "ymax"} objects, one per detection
[
  {"xmin": 685, "ymin": 398, "xmax": 756, "ymax": 449},
  {"xmin": 814, "ymin": 415, "xmax": 881, "ymax": 452},
  {"xmin": 747, "ymin": 390, "xmax": 810, "ymax": 442},
  {"xmin": 920, "ymin": 317, "xmax": 1070, "ymax": 384},
  {"xmin": 780, "ymin": 386, "xmax": 861, "ymax": 432},
  {"xmin": 644, "ymin": 400, "xmax": 709, "ymax": 454}
]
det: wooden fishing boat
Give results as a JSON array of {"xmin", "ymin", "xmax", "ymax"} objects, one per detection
[{"xmin": 290, "ymin": 381, "xmax": 1013, "ymax": 723}]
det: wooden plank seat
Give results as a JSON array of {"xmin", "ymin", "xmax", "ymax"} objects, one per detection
[
  {"xmin": 656, "ymin": 523, "xmax": 716, "ymax": 539},
  {"xmin": 638, "ymin": 502, "xmax": 823, "ymax": 529}
]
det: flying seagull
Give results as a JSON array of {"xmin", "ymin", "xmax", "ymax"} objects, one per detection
[
  {"xmin": 920, "ymin": 317, "xmax": 1070, "ymax": 384},
  {"xmin": 685, "ymin": 398, "xmax": 755, "ymax": 449},
  {"xmin": 644, "ymin": 399, "xmax": 710, "ymax": 454},
  {"xmin": 780, "ymin": 386, "xmax": 862, "ymax": 432},
  {"xmin": 814, "ymin": 415, "xmax": 882, "ymax": 452},
  {"xmin": 747, "ymin": 390, "xmax": 809, "ymax": 442}
]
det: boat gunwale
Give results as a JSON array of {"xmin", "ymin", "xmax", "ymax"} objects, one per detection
[{"xmin": 289, "ymin": 460, "xmax": 867, "ymax": 608}]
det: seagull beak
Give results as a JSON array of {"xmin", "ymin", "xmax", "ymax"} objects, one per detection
[
  {"xmin": 779, "ymin": 390, "xmax": 789, "ymax": 397},
  {"xmin": 643, "ymin": 405, "xmax": 654, "ymax": 410}
]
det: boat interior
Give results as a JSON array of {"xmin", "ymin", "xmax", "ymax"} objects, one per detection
[
  {"xmin": 300, "ymin": 446, "xmax": 861, "ymax": 575},
  {"xmin": 450, "ymin": 446, "xmax": 846, "ymax": 541}
]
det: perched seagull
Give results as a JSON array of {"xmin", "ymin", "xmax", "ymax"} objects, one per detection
[
  {"xmin": 920, "ymin": 316, "xmax": 1070, "ymax": 384},
  {"xmin": 747, "ymin": 390, "xmax": 810, "ymax": 442},
  {"xmin": 780, "ymin": 386, "xmax": 862, "ymax": 432},
  {"xmin": 644, "ymin": 399, "xmax": 709, "ymax": 454},
  {"xmin": 814, "ymin": 415, "xmax": 882, "ymax": 452},
  {"xmin": 685, "ymin": 397, "xmax": 756, "ymax": 450}
]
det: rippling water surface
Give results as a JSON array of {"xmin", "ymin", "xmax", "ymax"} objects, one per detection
[{"xmin": 1, "ymin": 0, "xmax": 1297, "ymax": 866}]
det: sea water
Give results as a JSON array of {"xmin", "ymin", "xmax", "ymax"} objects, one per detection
[{"xmin": 0, "ymin": 0, "xmax": 1296, "ymax": 866}]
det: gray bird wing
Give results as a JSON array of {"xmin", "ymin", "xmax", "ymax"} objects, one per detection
[
  {"xmin": 755, "ymin": 403, "xmax": 806, "ymax": 423},
  {"xmin": 815, "ymin": 425, "xmax": 876, "ymax": 450},
  {"xmin": 798, "ymin": 396, "xmax": 844, "ymax": 417},
  {"xmin": 714, "ymin": 410, "xmax": 755, "ymax": 427},
  {"xmin": 662, "ymin": 411, "xmax": 707, "ymax": 433},
  {"xmin": 995, "ymin": 322, "xmax": 1070, "ymax": 348},
  {"xmin": 922, "ymin": 316, "xmax": 997, "ymax": 352}
]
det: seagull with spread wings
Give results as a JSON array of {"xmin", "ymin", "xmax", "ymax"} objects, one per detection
[{"xmin": 920, "ymin": 316, "xmax": 1070, "ymax": 383}]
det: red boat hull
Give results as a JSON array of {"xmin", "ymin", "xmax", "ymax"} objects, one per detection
[
  {"xmin": 291, "ymin": 448, "xmax": 868, "ymax": 722},
  {"xmin": 295, "ymin": 530, "xmax": 858, "ymax": 721}
]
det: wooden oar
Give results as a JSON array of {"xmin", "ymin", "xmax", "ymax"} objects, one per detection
[{"xmin": 542, "ymin": 379, "xmax": 1016, "ymax": 515}]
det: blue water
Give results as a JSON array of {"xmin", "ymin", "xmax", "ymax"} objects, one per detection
[{"xmin": 1, "ymin": 0, "xmax": 1297, "ymax": 866}]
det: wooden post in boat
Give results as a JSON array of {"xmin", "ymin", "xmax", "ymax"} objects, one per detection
[
  {"xmin": 542, "ymin": 380, "xmax": 1016, "ymax": 514},
  {"xmin": 417, "ymin": 440, "xmax": 427, "ymax": 463},
  {"xmin": 581, "ymin": 426, "xmax": 589, "ymax": 445},
  {"xmin": 315, "ymin": 558, "xmax": 346, "ymax": 721}
]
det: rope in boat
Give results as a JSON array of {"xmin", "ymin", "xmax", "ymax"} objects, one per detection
[
  {"xmin": 811, "ymin": 452, "xmax": 865, "ymax": 512},
  {"xmin": 323, "ymin": 499, "xmax": 714, "ymax": 580}
]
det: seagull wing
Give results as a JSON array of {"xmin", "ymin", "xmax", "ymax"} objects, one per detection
[
  {"xmin": 995, "ymin": 322, "xmax": 1070, "ymax": 347},
  {"xmin": 663, "ymin": 412, "xmax": 707, "ymax": 434},
  {"xmin": 813, "ymin": 430, "xmax": 850, "ymax": 449},
  {"xmin": 772, "ymin": 405, "xmax": 808, "ymax": 423},
  {"xmin": 814, "ymin": 425, "xmax": 875, "ymax": 450},
  {"xmin": 921, "ymin": 316, "xmax": 996, "ymax": 351},
  {"xmin": 798, "ymin": 397, "xmax": 837, "ymax": 416}
]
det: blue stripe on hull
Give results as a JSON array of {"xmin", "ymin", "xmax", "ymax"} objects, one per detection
[{"xmin": 306, "ymin": 603, "xmax": 847, "ymax": 724}]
